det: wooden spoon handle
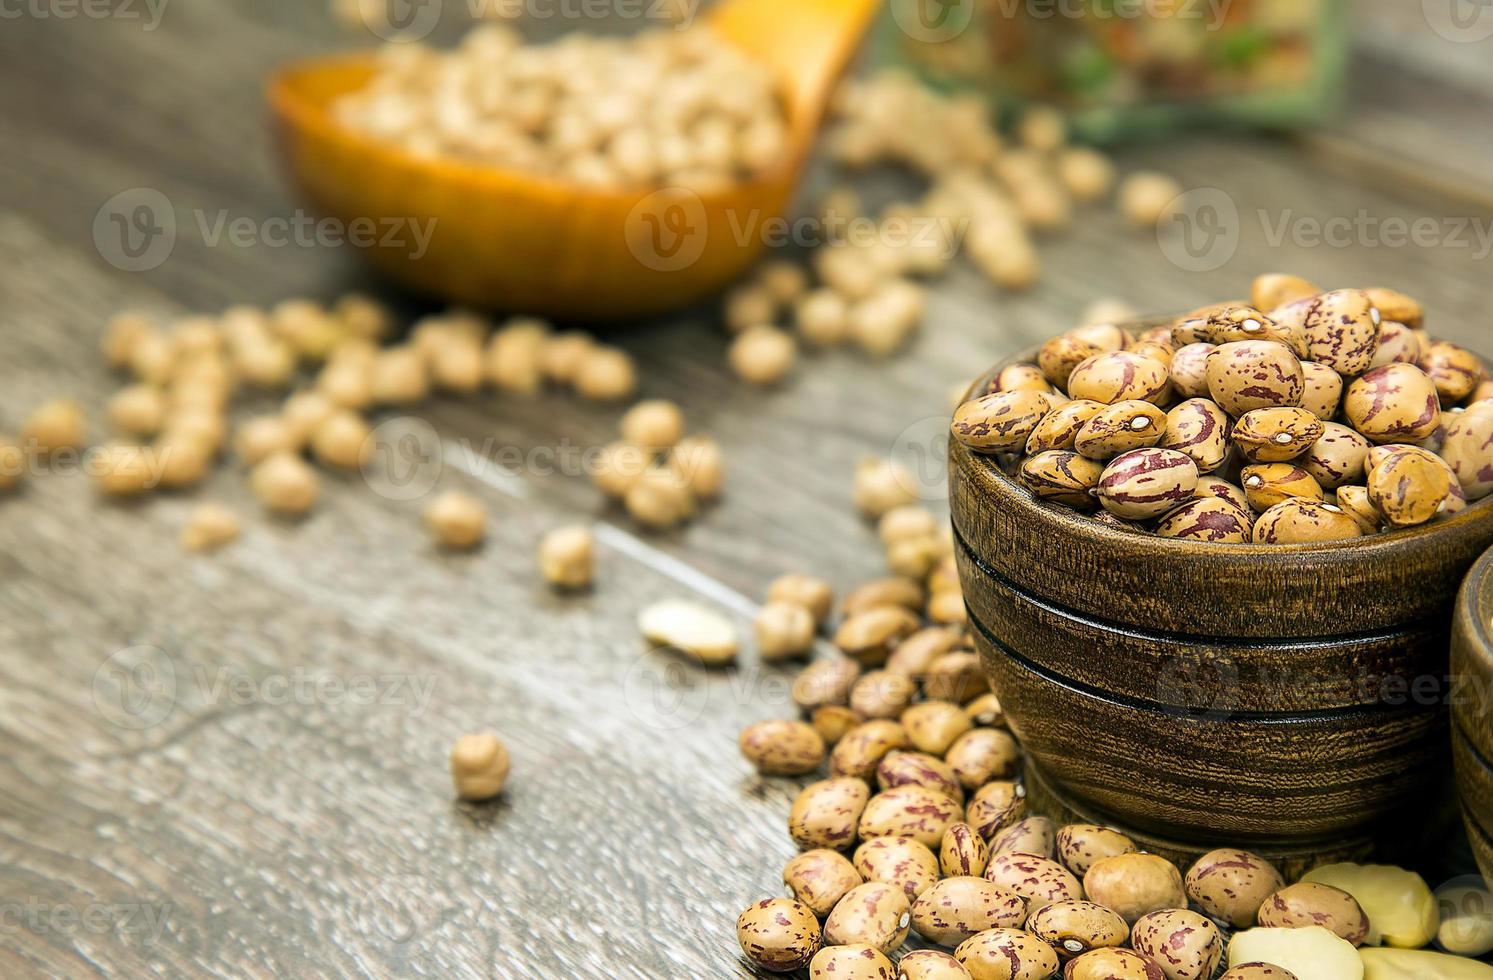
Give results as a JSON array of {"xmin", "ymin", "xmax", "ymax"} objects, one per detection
[{"xmin": 709, "ymin": 0, "xmax": 882, "ymax": 120}]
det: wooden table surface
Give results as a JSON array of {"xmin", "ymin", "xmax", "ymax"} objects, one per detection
[{"xmin": 3, "ymin": 2, "xmax": 1493, "ymax": 977}]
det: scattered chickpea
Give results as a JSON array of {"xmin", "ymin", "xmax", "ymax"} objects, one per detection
[
  {"xmin": 1119, "ymin": 172, "xmax": 1183, "ymax": 228},
  {"xmin": 853, "ymin": 458, "xmax": 918, "ymax": 518},
  {"xmin": 485, "ymin": 318, "xmax": 549, "ymax": 395},
  {"xmin": 795, "ymin": 289, "xmax": 851, "ymax": 346},
  {"xmin": 450, "ymin": 732, "xmax": 510, "ymax": 801},
  {"xmin": 102, "ymin": 312, "xmax": 154, "ymax": 370},
  {"xmin": 625, "ymin": 466, "xmax": 695, "ymax": 530},
  {"xmin": 538, "ymin": 525, "xmax": 594, "ymax": 589},
  {"xmin": 310, "ymin": 410, "xmax": 373, "ymax": 469},
  {"xmin": 540, "ymin": 332, "xmax": 596, "ymax": 385},
  {"xmin": 1058, "ymin": 147, "xmax": 1116, "ymax": 203},
  {"xmin": 107, "ymin": 385, "xmax": 168, "ymax": 438},
  {"xmin": 23, "ymin": 399, "xmax": 87, "ymax": 455},
  {"xmin": 592, "ymin": 440, "xmax": 652, "ymax": 499},
  {"xmin": 424, "ymin": 490, "xmax": 487, "ymax": 550},
  {"xmin": 250, "ymin": 452, "xmax": 321, "ymax": 517},
  {"xmin": 575, "ymin": 346, "xmax": 638, "ymax": 401},
  {"xmin": 729, "ymin": 326, "xmax": 797, "ymax": 386},
  {"xmin": 725, "ymin": 284, "xmax": 777, "ymax": 334},
  {"xmin": 180, "ymin": 503, "xmax": 241, "ymax": 553},
  {"xmin": 370, "ymin": 346, "xmax": 430, "ymax": 405},
  {"xmin": 234, "ymin": 416, "xmax": 297, "ymax": 466},
  {"xmin": 756, "ymin": 260, "xmax": 809, "ymax": 306},
  {"xmin": 620, "ymin": 399, "xmax": 685, "ymax": 452},
  {"xmin": 281, "ymin": 390, "xmax": 338, "ymax": 446},
  {"xmin": 669, "ymin": 435, "xmax": 725, "ymax": 500},
  {"xmin": 92, "ymin": 444, "xmax": 159, "ymax": 497}
]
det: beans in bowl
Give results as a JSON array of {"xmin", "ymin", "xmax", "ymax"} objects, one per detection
[{"xmin": 952, "ymin": 277, "xmax": 1493, "ymax": 544}]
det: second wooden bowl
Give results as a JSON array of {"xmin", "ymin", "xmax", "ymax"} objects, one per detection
[
  {"xmin": 950, "ymin": 353, "xmax": 1493, "ymax": 858},
  {"xmin": 1451, "ymin": 548, "xmax": 1493, "ymax": 883}
]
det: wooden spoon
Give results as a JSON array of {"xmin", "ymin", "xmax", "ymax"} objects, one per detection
[{"xmin": 267, "ymin": 0, "xmax": 880, "ymax": 318}]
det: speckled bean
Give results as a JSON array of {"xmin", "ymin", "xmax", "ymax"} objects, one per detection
[
  {"xmin": 1084, "ymin": 853, "xmax": 1186, "ymax": 924},
  {"xmin": 851, "ymin": 670, "xmax": 919, "ymax": 720},
  {"xmin": 1370, "ymin": 320, "xmax": 1421, "ymax": 368},
  {"xmin": 1343, "ymin": 364, "xmax": 1442, "ymax": 444},
  {"xmin": 1066, "ymin": 351, "xmax": 1172, "ymax": 405},
  {"xmin": 1206, "ymin": 341, "xmax": 1304, "ymax": 416},
  {"xmin": 1219, "ymin": 966, "xmax": 1300, "ymax": 980},
  {"xmin": 1065, "ymin": 948, "xmax": 1167, "ymax": 980},
  {"xmin": 965, "ymin": 781, "xmax": 1025, "ymax": 841},
  {"xmin": 953, "ymin": 391, "xmax": 1054, "ymax": 454},
  {"xmin": 955, "ymin": 928, "xmax": 1061, "ymax": 980},
  {"xmin": 877, "ymin": 751, "xmax": 964, "ymax": 802},
  {"xmin": 1027, "ymin": 399, "xmax": 1107, "ymax": 454},
  {"xmin": 1184, "ymin": 848, "xmax": 1285, "ymax": 928},
  {"xmin": 911, "ymin": 877, "xmax": 1029, "ymax": 947},
  {"xmin": 835, "ymin": 607, "xmax": 922, "ymax": 667},
  {"xmin": 989, "ymin": 817, "xmax": 1055, "ymax": 858},
  {"xmin": 809, "ymin": 944, "xmax": 896, "ymax": 980},
  {"xmin": 1132, "ymin": 909, "xmax": 1222, "ymax": 980},
  {"xmin": 993, "ymin": 363, "xmax": 1055, "ymax": 395},
  {"xmin": 859, "ymin": 786, "xmax": 964, "ymax": 848},
  {"xmin": 1256, "ymin": 881, "xmax": 1369, "ymax": 945},
  {"xmin": 1073, "ymin": 401, "xmax": 1168, "ymax": 460},
  {"xmin": 1301, "ymin": 422, "xmax": 1371, "ymax": 489},
  {"xmin": 740, "ymin": 720, "xmax": 828, "ymax": 776},
  {"xmin": 1253, "ymin": 498, "xmax": 1363, "ymax": 543},
  {"xmin": 923, "ymin": 652, "xmax": 987, "ymax": 703},
  {"xmin": 1365, "ymin": 287, "xmax": 1423, "ymax": 329},
  {"xmin": 1097, "ymin": 448, "xmax": 1199, "ymax": 520},
  {"xmin": 963, "ymin": 693, "xmax": 1005, "ymax": 728},
  {"xmin": 1439, "ymin": 409, "xmax": 1493, "ymax": 500},
  {"xmin": 1028, "ymin": 900, "xmax": 1128, "ymax": 960},
  {"xmin": 1193, "ymin": 476, "xmax": 1252, "ymax": 512},
  {"xmin": 831, "ymin": 720, "xmax": 911, "ymax": 780},
  {"xmin": 1280, "ymin": 289, "xmax": 1379, "ymax": 375},
  {"xmin": 784, "ymin": 849, "xmax": 863, "ymax": 917},
  {"xmin": 1241, "ymin": 463, "xmax": 1323, "ymax": 511},
  {"xmin": 1421, "ymin": 342, "xmax": 1483, "ymax": 404},
  {"xmin": 1252, "ymin": 273, "xmax": 1320, "ymax": 312},
  {"xmin": 1169, "ymin": 343, "xmax": 1216, "ymax": 399},
  {"xmin": 945, "ymin": 728, "xmax": 1021, "ymax": 789},
  {"xmin": 1040, "ymin": 334, "xmax": 1106, "ymax": 389},
  {"xmin": 1335, "ymin": 485, "xmax": 1384, "ymax": 534},
  {"xmin": 1185, "ymin": 306, "xmax": 1307, "ymax": 358},
  {"xmin": 941, "ymin": 823, "xmax": 992, "ymax": 878},
  {"xmin": 823, "ymin": 882, "xmax": 912, "ymax": 954},
  {"xmin": 1298, "ymin": 361, "xmax": 1345, "ymax": 419},
  {"xmin": 984, "ymin": 852, "xmax": 1082, "ymax": 915},
  {"xmin": 790, "ymin": 777, "xmax": 872, "ymax": 850},
  {"xmin": 1367, "ymin": 450, "xmax": 1450, "ymax": 526},
  {"xmin": 1019, "ymin": 451, "xmax": 1104, "ymax": 508},
  {"xmin": 1158, "ymin": 398, "xmax": 1231, "ymax": 473},
  {"xmin": 1054, "ymin": 824, "xmax": 1137, "ymax": 878},
  {"xmin": 854, "ymin": 836, "xmax": 942, "ymax": 900},
  {"xmin": 794, "ymin": 658, "xmax": 862, "ymax": 712},
  {"xmin": 737, "ymin": 898, "xmax": 823, "ymax": 972},
  {"xmin": 1232, "ymin": 407, "xmax": 1324, "ymax": 463},
  {"xmin": 888, "ymin": 628, "xmax": 964, "ymax": 679},
  {"xmin": 1154, "ymin": 497, "xmax": 1253, "ymax": 543},
  {"xmin": 898, "ymin": 949, "xmax": 975, "ymax": 980}
]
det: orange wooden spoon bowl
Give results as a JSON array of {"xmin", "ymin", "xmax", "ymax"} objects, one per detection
[{"xmin": 267, "ymin": 0, "xmax": 879, "ymax": 318}]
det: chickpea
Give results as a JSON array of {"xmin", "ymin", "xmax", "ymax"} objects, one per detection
[
  {"xmin": 668, "ymin": 434, "xmax": 724, "ymax": 500},
  {"xmin": 537, "ymin": 525, "xmax": 593, "ymax": 589},
  {"xmin": 768, "ymin": 573, "xmax": 835, "ymax": 625},
  {"xmin": 574, "ymin": 346, "xmax": 637, "ymax": 401},
  {"xmin": 624, "ymin": 466, "xmax": 695, "ymax": 530},
  {"xmin": 795, "ymin": 289, "xmax": 850, "ymax": 346},
  {"xmin": 485, "ymin": 318, "xmax": 548, "ymax": 394},
  {"xmin": 540, "ymin": 331, "xmax": 595, "ymax": 385},
  {"xmin": 280, "ymin": 390, "xmax": 337, "ymax": 446},
  {"xmin": 370, "ymin": 346, "xmax": 430, "ymax": 405},
  {"xmin": 450, "ymin": 731, "xmax": 510, "ymax": 800},
  {"xmin": 107, "ymin": 385, "xmax": 167, "ymax": 438},
  {"xmin": 724, "ymin": 284, "xmax": 776, "ymax": 333},
  {"xmin": 592, "ymin": 441, "xmax": 652, "ymax": 499},
  {"xmin": 619, "ymin": 399, "xmax": 685, "ymax": 452},
  {"xmin": 23, "ymin": 399, "xmax": 87, "ymax": 455},
  {"xmin": 250, "ymin": 452, "xmax": 321, "ymax": 517},
  {"xmin": 1119, "ymin": 172, "xmax": 1182, "ymax": 228},
  {"xmin": 729, "ymin": 325, "xmax": 796, "ymax": 385},
  {"xmin": 234, "ymin": 415, "xmax": 297, "ymax": 466},
  {"xmin": 311, "ymin": 410, "xmax": 373, "ymax": 469},
  {"xmin": 1058, "ymin": 147, "xmax": 1116, "ymax": 203},
  {"xmin": 853, "ymin": 458, "xmax": 918, "ymax": 518}
]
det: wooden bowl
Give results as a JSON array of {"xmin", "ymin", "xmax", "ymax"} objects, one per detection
[
  {"xmin": 1451, "ymin": 548, "xmax": 1493, "ymax": 883},
  {"xmin": 950, "ymin": 349, "xmax": 1493, "ymax": 860},
  {"xmin": 265, "ymin": 0, "xmax": 878, "ymax": 318}
]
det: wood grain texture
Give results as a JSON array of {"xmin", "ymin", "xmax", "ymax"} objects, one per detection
[
  {"xmin": 1452, "ymin": 550, "xmax": 1493, "ymax": 888},
  {"xmin": 1, "ymin": 1, "xmax": 1493, "ymax": 977}
]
